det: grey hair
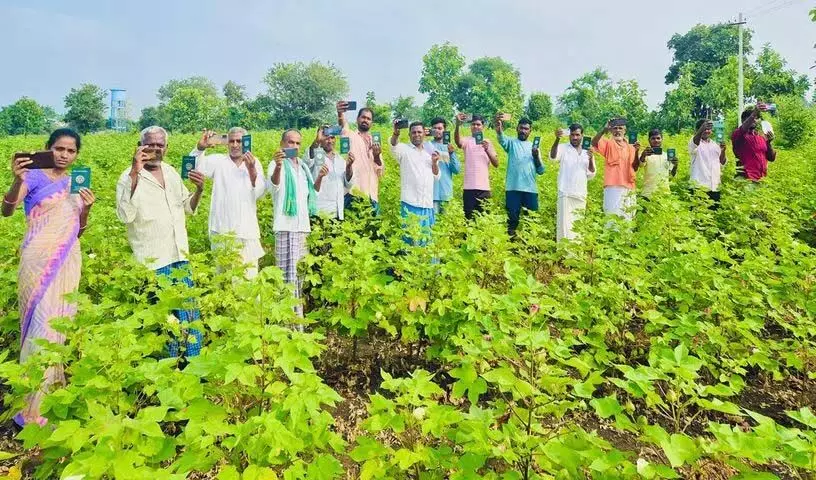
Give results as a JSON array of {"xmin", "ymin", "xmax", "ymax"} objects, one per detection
[
  {"xmin": 228, "ymin": 126, "xmax": 247, "ymax": 137},
  {"xmin": 281, "ymin": 128, "xmax": 301, "ymax": 142},
  {"xmin": 140, "ymin": 126, "xmax": 168, "ymax": 145}
]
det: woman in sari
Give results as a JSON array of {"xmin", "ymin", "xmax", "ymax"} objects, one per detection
[{"xmin": 2, "ymin": 128, "xmax": 95, "ymax": 427}]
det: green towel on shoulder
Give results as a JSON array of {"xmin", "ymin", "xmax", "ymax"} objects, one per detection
[{"xmin": 283, "ymin": 158, "xmax": 317, "ymax": 217}]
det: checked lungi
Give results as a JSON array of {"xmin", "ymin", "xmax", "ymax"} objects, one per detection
[
  {"xmin": 275, "ymin": 231, "xmax": 309, "ymax": 318},
  {"xmin": 155, "ymin": 261, "xmax": 203, "ymax": 358}
]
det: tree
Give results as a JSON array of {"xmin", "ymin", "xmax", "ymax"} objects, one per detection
[
  {"xmin": 63, "ymin": 84, "xmax": 107, "ymax": 134},
  {"xmin": 263, "ymin": 61, "xmax": 348, "ymax": 129},
  {"xmin": 666, "ymin": 23, "xmax": 753, "ymax": 87},
  {"xmin": 656, "ymin": 64, "xmax": 697, "ymax": 134},
  {"xmin": 0, "ymin": 97, "xmax": 54, "ymax": 135},
  {"xmin": 556, "ymin": 68, "xmax": 648, "ymax": 133},
  {"xmin": 158, "ymin": 76, "xmax": 218, "ymax": 103},
  {"xmin": 365, "ymin": 92, "xmax": 391, "ymax": 125},
  {"xmin": 138, "ymin": 106, "xmax": 168, "ymax": 130},
  {"xmin": 391, "ymin": 96, "xmax": 420, "ymax": 121},
  {"xmin": 750, "ymin": 44, "xmax": 810, "ymax": 102},
  {"xmin": 698, "ymin": 57, "xmax": 754, "ymax": 116},
  {"xmin": 223, "ymin": 81, "xmax": 250, "ymax": 128},
  {"xmin": 163, "ymin": 88, "xmax": 228, "ymax": 133},
  {"xmin": 452, "ymin": 57, "xmax": 523, "ymax": 121},
  {"xmin": 524, "ymin": 92, "xmax": 553, "ymax": 122},
  {"xmin": 418, "ymin": 42, "xmax": 466, "ymax": 121}
]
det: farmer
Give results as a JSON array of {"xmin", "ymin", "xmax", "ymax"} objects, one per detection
[
  {"xmin": 549, "ymin": 124, "xmax": 596, "ymax": 241},
  {"xmin": 495, "ymin": 114, "xmax": 545, "ymax": 236},
  {"xmin": 732, "ymin": 105, "xmax": 777, "ymax": 181},
  {"xmin": 116, "ymin": 125, "xmax": 204, "ymax": 358},
  {"xmin": 188, "ymin": 127, "xmax": 266, "ymax": 278},
  {"xmin": 336, "ymin": 101, "xmax": 383, "ymax": 214},
  {"xmin": 390, "ymin": 120, "xmax": 441, "ymax": 245},
  {"xmin": 635, "ymin": 128, "xmax": 677, "ymax": 200},
  {"xmin": 591, "ymin": 117, "xmax": 638, "ymax": 220},
  {"xmin": 268, "ymin": 129, "xmax": 317, "ymax": 319},
  {"xmin": 689, "ymin": 119, "xmax": 727, "ymax": 207},
  {"xmin": 423, "ymin": 117, "xmax": 460, "ymax": 214},
  {"xmin": 454, "ymin": 113, "xmax": 499, "ymax": 219},
  {"xmin": 306, "ymin": 125, "xmax": 354, "ymax": 220}
]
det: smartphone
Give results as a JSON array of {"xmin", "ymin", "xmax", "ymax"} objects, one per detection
[
  {"xmin": 209, "ymin": 134, "xmax": 228, "ymax": 146},
  {"xmin": 345, "ymin": 101, "xmax": 357, "ymax": 111},
  {"xmin": 667, "ymin": 148, "xmax": 676, "ymax": 160},
  {"xmin": 651, "ymin": 147, "xmax": 663, "ymax": 155},
  {"xmin": 70, "ymin": 167, "xmax": 91, "ymax": 194},
  {"xmin": 474, "ymin": 132, "xmax": 484, "ymax": 145},
  {"xmin": 323, "ymin": 125, "xmax": 342, "ymax": 137},
  {"xmin": 500, "ymin": 113, "xmax": 512, "ymax": 122},
  {"xmin": 443, "ymin": 131, "xmax": 451, "ymax": 145},
  {"xmin": 181, "ymin": 155, "xmax": 196, "ymax": 180},
  {"xmin": 340, "ymin": 136, "xmax": 351, "ymax": 154},
  {"xmin": 395, "ymin": 119, "xmax": 409, "ymax": 129},
  {"xmin": 284, "ymin": 147, "xmax": 298, "ymax": 159},
  {"xmin": 425, "ymin": 127, "xmax": 432, "ymax": 136},
  {"xmin": 761, "ymin": 120, "xmax": 774, "ymax": 135},
  {"xmin": 372, "ymin": 132, "xmax": 381, "ymax": 145},
  {"xmin": 242, "ymin": 135, "xmax": 252, "ymax": 153},
  {"xmin": 582, "ymin": 136, "xmax": 592, "ymax": 149},
  {"xmin": 13, "ymin": 151, "xmax": 56, "ymax": 169},
  {"xmin": 532, "ymin": 136, "xmax": 541, "ymax": 149},
  {"xmin": 143, "ymin": 147, "xmax": 163, "ymax": 162},
  {"xmin": 628, "ymin": 132, "xmax": 638, "ymax": 144}
]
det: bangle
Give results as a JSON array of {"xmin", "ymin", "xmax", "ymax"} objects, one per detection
[
  {"xmin": 3, "ymin": 194, "xmax": 18, "ymax": 205},
  {"xmin": 79, "ymin": 225, "xmax": 87, "ymax": 231}
]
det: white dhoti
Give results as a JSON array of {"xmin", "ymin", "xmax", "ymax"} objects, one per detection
[
  {"xmin": 556, "ymin": 194, "xmax": 587, "ymax": 241},
  {"xmin": 211, "ymin": 233, "xmax": 265, "ymax": 279},
  {"xmin": 603, "ymin": 186, "xmax": 636, "ymax": 221}
]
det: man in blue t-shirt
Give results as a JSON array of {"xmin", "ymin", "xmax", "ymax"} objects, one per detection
[
  {"xmin": 423, "ymin": 117, "xmax": 460, "ymax": 214},
  {"xmin": 494, "ymin": 114, "xmax": 545, "ymax": 236}
]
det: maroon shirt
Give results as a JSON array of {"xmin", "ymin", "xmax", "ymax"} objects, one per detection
[{"xmin": 731, "ymin": 128, "xmax": 769, "ymax": 180}]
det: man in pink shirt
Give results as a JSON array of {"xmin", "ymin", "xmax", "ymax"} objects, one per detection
[
  {"xmin": 454, "ymin": 113, "xmax": 499, "ymax": 219},
  {"xmin": 732, "ymin": 106, "xmax": 777, "ymax": 181},
  {"xmin": 337, "ymin": 101, "xmax": 383, "ymax": 213}
]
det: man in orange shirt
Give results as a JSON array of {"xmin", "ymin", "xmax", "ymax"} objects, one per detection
[
  {"xmin": 336, "ymin": 101, "xmax": 383, "ymax": 214},
  {"xmin": 591, "ymin": 117, "xmax": 640, "ymax": 220}
]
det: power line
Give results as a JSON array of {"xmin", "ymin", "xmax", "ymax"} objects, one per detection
[
  {"xmin": 747, "ymin": 0, "xmax": 803, "ymax": 19},
  {"xmin": 743, "ymin": 0, "xmax": 787, "ymax": 17}
]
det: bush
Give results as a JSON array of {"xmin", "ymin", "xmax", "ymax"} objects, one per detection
[{"xmin": 775, "ymin": 95, "xmax": 816, "ymax": 148}]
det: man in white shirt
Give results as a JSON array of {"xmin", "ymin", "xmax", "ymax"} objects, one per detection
[
  {"xmin": 390, "ymin": 120, "xmax": 440, "ymax": 245},
  {"xmin": 689, "ymin": 119, "xmax": 727, "ymax": 209},
  {"xmin": 189, "ymin": 127, "xmax": 266, "ymax": 278},
  {"xmin": 306, "ymin": 125, "xmax": 354, "ymax": 221},
  {"xmin": 115, "ymin": 125, "xmax": 205, "ymax": 357},
  {"xmin": 268, "ymin": 129, "xmax": 316, "ymax": 319},
  {"xmin": 549, "ymin": 124, "xmax": 596, "ymax": 241}
]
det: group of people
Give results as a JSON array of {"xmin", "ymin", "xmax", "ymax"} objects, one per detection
[{"xmin": 2, "ymin": 102, "xmax": 778, "ymax": 426}]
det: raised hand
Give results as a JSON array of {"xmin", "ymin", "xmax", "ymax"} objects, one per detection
[
  {"xmin": 197, "ymin": 129, "xmax": 213, "ymax": 150},
  {"xmin": 319, "ymin": 163, "xmax": 330, "ymax": 179},
  {"xmin": 188, "ymin": 170, "xmax": 205, "ymax": 191},
  {"xmin": 336, "ymin": 101, "xmax": 348, "ymax": 114},
  {"xmin": 347, "ymin": 152, "xmax": 356, "ymax": 166},
  {"xmin": 131, "ymin": 146, "xmax": 150, "ymax": 175},
  {"xmin": 455, "ymin": 112, "xmax": 468, "ymax": 125},
  {"xmin": 11, "ymin": 154, "xmax": 32, "ymax": 183},
  {"xmin": 77, "ymin": 188, "xmax": 96, "ymax": 209},
  {"xmin": 274, "ymin": 149, "xmax": 286, "ymax": 167},
  {"xmin": 447, "ymin": 143, "xmax": 454, "ymax": 155}
]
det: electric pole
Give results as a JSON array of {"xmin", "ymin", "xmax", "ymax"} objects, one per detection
[{"xmin": 728, "ymin": 13, "xmax": 748, "ymax": 115}]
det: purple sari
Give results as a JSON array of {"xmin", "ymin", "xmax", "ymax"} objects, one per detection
[{"xmin": 15, "ymin": 169, "xmax": 82, "ymax": 426}]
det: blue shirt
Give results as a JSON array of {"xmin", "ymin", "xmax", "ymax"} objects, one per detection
[
  {"xmin": 499, "ymin": 133, "xmax": 545, "ymax": 193},
  {"xmin": 423, "ymin": 141, "xmax": 461, "ymax": 202}
]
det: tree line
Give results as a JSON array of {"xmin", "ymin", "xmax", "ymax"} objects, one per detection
[{"xmin": 1, "ymin": 22, "xmax": 812, "ymax": 146}]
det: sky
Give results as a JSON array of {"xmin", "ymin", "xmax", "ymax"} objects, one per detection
[{"xmin": 1, "ymin": 0, "xmax": 813, "ymax": 116}]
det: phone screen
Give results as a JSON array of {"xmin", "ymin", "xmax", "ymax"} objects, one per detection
[
  {"xmin": 14, "ymin": 151, "xmax": 56, "ymax": 169},
  {"xmin": 345, "ymin": 101, "xmax": 357, "ymax": 111}
]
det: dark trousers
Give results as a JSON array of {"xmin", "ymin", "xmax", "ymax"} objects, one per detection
[
  {"xmin": 505, "ymin": 191, "xmax": 539, "ymax": 235},
  {"xmin": 463, "ymin": 189, "xmax": 491, "ymax": 220},
  {"xmin": 689, "ymin": 188, "xmax": 721, "ymax": 210}
]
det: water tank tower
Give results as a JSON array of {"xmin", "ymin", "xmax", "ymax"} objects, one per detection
[{"xmin": 109, "ymin": 89, "xmax": 127, "ymax": 131}]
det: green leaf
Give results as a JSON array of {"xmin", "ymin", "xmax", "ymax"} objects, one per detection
[
  {"xmin": 590, "ymin": 395, "xmax": 622, "ymax": 419},
  {"xmin": 659, "ymin": 433, "xmax": 700, "ymax": 468},
  {"xmin": 216, "ymin": 465, "xmax": 240, "ymax": 480},
  {"xmin": 787, "ymin": 407, "xmax": 816, "ymax": 429}
]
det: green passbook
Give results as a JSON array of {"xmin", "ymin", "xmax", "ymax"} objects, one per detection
[
  {"xmin": 474, "ymin": 132, "xmax": 484, "ymax": 145},
  {"xmin": 532, "ymin": 136, "xmax": 541, "ymax": 149},
  {"xmin": 582, "ymin": 136, "xmax": 592, "ymax": 149},
  {"xmin": 628, "ymin": 131, "xmax": 637, "ymax": 144},
  {"xmin": 181, "ymin": 156, "xmax": 196, "ymax": 180},
  {"xmin": 667, "ymin": 148, "xmax": 677, "ymax": 160},
  {"xmin": 443, "ymin": 131, "xmax": 451, "ymax": 145},
  {"xmin": 340, "ymin": 136, "xmax": 350, "ymax": 154},
  {"xmin": 70, "ymin": 167, "xmax": 91, "ymax": 194},
  {"xmin": 372, "ymin": 132, "xmax": 381, "ymax": 145}
]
